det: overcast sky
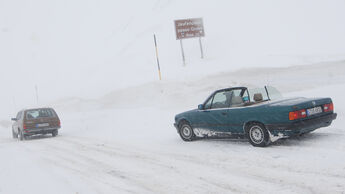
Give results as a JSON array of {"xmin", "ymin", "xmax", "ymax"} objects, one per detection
[{"xmin": 1, "ymin": 0, "xmax": 345, "ymax": 117}]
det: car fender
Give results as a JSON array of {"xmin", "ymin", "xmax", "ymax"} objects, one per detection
[
  {"xmin": 242, "ymin": 120, "xmax": 266, "ymax": 134},
  {"xmin": 177, "ymin": 117, "xmax": 190, "ymax": 127}
]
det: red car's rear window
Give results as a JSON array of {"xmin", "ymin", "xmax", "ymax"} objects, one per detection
[{"xmin": 26, "ymin": 109, "xmax": 56, "ymax": 119}]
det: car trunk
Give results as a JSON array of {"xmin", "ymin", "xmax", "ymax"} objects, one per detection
[
  {"xmin": 24, "ymin": 117, "xmax": 60, "ymax": 129},
  {"xmin": 269, "ymin": 97, "xmax": 333, "ymax": 120}
]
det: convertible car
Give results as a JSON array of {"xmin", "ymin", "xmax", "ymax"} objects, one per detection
[{"xmin": 173, "ymin": 86, "xmax": 337, "ymax": 147}]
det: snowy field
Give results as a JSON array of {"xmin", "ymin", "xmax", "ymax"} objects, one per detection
[
  {"xmin": 0, "ymin": 62, "xmax": 344, "ymax": 194},
  {"xmin": 1, "ymin": 0, "xmax": 345, "ymax": 193}
]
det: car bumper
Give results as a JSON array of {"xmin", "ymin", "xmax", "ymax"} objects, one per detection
[
  {"xmin": 174, "ymin": 123, "xmax": 178, "ymax": 130},
  {"xmin": 23, "ymin": 127, "xmax": 60, "ymax": 135},
  {"xmin": 266, "ymin": 113, "xmax": 337, "ymax": 137}
]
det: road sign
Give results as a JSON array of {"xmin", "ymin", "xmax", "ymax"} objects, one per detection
[
  {"xmin": 174, "ymin": 18, "xmax": 205, "ymax": 40},
  {"xmin": 174, "ymin": 18, "xmax": 205, "ymax": 65}
]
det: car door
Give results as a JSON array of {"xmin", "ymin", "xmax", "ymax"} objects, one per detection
[
  {"xmin": 226, "ymin": 89, "xmax": 247, "ymax": 134},
  {"xmin": 12, "ymin": 111, "xmax": 22, "ymax": 134},
  {"xmin": 197, "ymin": 90, "xmax": 232, "ymax": 132}
]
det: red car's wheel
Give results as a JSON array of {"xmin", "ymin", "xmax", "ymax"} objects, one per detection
[
  {"xmin": 18, "ymin": 130, "xmax": 24, "ymax": 141},
  {"xmin": 12, "ymin": 129, "xmax": 17, "ymax": 139},
  {"xmin": 52, "ymin": 129, "xmax": 58, "ymax": 137}
]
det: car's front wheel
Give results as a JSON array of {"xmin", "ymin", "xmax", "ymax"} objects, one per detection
[
  {"xmin": 178, "ymin": 121, "xmax": 196, "ymax": 141},
  {"xmin": 247, "ymin": 123, "xmax": 270, "ymax": 147},
  {"xmin": 12, "ymin": 129, "xmax": 17, "ymax": 139}
]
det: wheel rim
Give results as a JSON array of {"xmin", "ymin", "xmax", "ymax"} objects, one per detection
[
  {"xmin": 249, "ymin": 126, "xmax": 264, "ymax": 144},
  {"xmin": 181, "ymin": 125, "xmax": 192, "ymax": 139}
]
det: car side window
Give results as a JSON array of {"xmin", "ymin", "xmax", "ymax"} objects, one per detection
[
  {"xmin": 204, "ymin": 97, "xmax": 213, "ymax": 109},
  {"xmin": 211, "ymin": 91, "xmax": 231, "ymax": 109},
  {"xmin": 229, "ymin": 89, "xmax": 245, "ymax": 107}
]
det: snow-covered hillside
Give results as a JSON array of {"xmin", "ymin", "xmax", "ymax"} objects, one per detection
[{"xmin": 50, "ymin": 60, "xmax": 345, "ymax": 112}]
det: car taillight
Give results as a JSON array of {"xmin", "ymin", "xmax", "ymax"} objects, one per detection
[
  {"xmin": 324, "ymin": 103, "xmax": 334, "ymax": 112},
  {"xmin": 58, "ymin": 120, "xmax": 61, "ymax": 127},
  {"xmin": 289, "ymin": 109, "xmax": 307, "ymax": 120}
]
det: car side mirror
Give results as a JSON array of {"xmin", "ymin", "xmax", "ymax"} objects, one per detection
[
  {"xmin": 11, "ymin": 118, "xmax": 17, "ymax": 121},
  {"xmin": 198, "ymin": 104, "xmax": 204, "ymax": 110}
]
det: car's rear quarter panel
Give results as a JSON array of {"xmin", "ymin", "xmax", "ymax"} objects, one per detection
[{"xmin": 228, "ymin": 104, "xmax": 291, "ymax": 133}]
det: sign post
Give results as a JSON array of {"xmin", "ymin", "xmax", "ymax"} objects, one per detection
[
  {"xmin": 174, "ymin": 18, "xmax": 205, "ymax": 65},
  {"xmin": 12, "ymin": 96, "xmax": 17, "ymax": 114},
  {"xmin": 199, "ymin": 37, "xmax": 204, "ymax": 59},
  {"xmin": 179, "ymin": 39, "xmax": 186, "ymax": 66},
  {"xmin": 153, "ymin": 34, "xmax": 162, "ymax": 80}
]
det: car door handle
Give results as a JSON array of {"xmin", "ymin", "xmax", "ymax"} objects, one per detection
[{"xmin": 221, "ymin": 112, "xmax": 227, "ymax": 116}]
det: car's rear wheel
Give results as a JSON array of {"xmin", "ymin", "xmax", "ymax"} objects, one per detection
[
  {"xmin": 18, "ymin": 130, "xmax": 24, "ymax": 141},
  {"xmin": 178, "ymin": 121, "xmax": 195, "ymax": 141},
  {"xmin": 247, "ymin": 123, "xmax": 269, "ymax": 147},
  {"xmin": 52, "ymin": 129, "xmax": 58, "ymax": 137}
]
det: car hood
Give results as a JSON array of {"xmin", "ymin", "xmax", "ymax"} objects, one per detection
[
  {"xmin": 175, "ymin": 109, "xmax": 198, "ymax": 119},
  {"xmin": 177, "ymin": 109, "xmax": 198, "ymax": 115}
]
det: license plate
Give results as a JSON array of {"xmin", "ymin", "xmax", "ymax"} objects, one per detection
[
  {"xmin": 36, "ymin": 123, "xmax": 49, "ymax": 127},
  {"xmin": 307, "ymin": 106, "xmax": 322, "ymax": 116}
]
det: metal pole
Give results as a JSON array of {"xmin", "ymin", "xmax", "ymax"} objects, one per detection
[
  {"xmin": 180, "ymin": 39, "xmax": 186, "ymax": 66},
  {"xmin": 199, "ymin": 37, "xmax": 204, "ymax": 59},
  {"xmin": 35, "ymin": 85, "xmax": 39, "ymax": 105},
  {"xmin": 12, "ymin": 96, "xmax": 17, "ymax": 113},
  {"xmin": 153, "ymin": 34, "xmax": 162, "ymax": 80}
]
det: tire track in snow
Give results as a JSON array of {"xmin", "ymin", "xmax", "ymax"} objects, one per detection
[
  {"xmin": 23, "ymin": 136, "xmax": 326, "ymax": 194},
  {"xmin": 24, "ymin": 138, "xmax": 156, "ymax": 194},
  {"xmin": 23, "ymin": 136, "xmax": 257, "ymax": 193},
  {"xmin": 69, "ymin": 136, "xmax": 345, "ymax": 193}
]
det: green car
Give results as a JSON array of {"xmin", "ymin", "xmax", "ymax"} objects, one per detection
[{"xmin": 173, "ymin": 86, "xmax": 337, "ymax": 147}]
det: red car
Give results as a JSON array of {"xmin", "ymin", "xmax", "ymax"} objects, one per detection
[{"xmin": 11, "ymin": 108, "xmax": 61, "ymax": 140}]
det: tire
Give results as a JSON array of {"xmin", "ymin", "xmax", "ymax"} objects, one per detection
[
  {"xmin": 178, "ymin": 121, "xmax": 196, "ymax": 141},
  {"xmin": 18, "ymin": 130, "xmax": 24, "ymax": 141},
  {"xmin": 52, "ymin": 129, "xmax": 58, "ymax": 137},
  {"xmin": 299, "ymin": 132, "xmax": 310, "ymax": 137},
  {"xmin": 247, "ymin": 123, "xmax": 270, "ymax": 147},
  {"xmin": 12, "ymin": 130, "xmax": 17, "ymax": 139}
]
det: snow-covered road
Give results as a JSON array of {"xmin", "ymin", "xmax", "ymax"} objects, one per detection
[
  {"xmin": 1, "ymin": 122, "xmax": 344, "ymax": 194},
  {"xmin": 1, "ymin": 63, "xmax": 345, "ymax": 194}
]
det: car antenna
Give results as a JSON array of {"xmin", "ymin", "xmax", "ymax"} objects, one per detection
[{"xmin": 264, "ymin": 86, "xmax": 270, "ymax": 100}]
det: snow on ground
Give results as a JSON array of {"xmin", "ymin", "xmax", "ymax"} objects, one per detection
[
  {"xmin": 1, "ymin": 0, "xmax": 345, "ymax": 193},
  {"xmin": 0, "ymin": 62, "xmax": 345, "ymax": 194}
]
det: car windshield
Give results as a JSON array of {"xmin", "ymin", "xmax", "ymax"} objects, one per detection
[
  {"xmin": 247, "ymin": 86, "xmax": 282, "ymax": 103},
  {"xmin": 26, "ymin": 109, "xmax": 55, "ymax": 119}
]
